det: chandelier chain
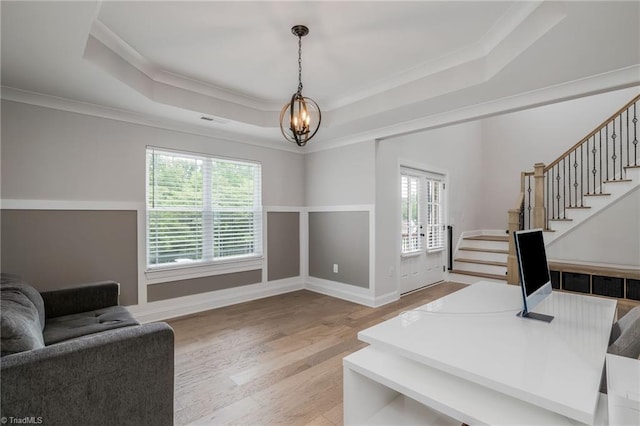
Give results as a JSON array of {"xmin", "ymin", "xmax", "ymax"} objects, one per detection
[{"xmin": 297, "ymin": 35, "xmax": 303, "ymax": 94}]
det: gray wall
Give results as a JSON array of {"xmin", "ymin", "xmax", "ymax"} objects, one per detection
[
  {"xmin": 304, "ymin": 141, "xmax": 375, "ymax": 206},
  {"xmin": 304, "ymin": 142, "xmax": 374, "ymax": 292},
  {"xmin": 1, "ymin": 100, "xmax": 305, "ymax": 206},
  {"xmin": 308, "ymin": 211, "xmax": 369, "ymax": 288},
  {"xmin": 1, "ymin": 100, "xmax": 305, "ymax": 304},
  {"xmin": 267, "ymin": 212, "xmax": 300, "ymax": 281},
  {"xmin": 1, "ymin": 209, "xmax": 138, "ymax": 305},
  {"xmin": 147, "ymin": 269, "xmax": 262, "ymax": 302}
]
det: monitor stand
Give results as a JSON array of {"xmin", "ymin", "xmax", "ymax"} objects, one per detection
[{"xmin": 517, "ymin": 311, "xmax": 554, "ymax": 323}]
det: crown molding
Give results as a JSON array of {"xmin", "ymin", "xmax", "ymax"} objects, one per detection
[
  {"xmin": 3, "ymin": 64, "xmax": 638, "ymax": 157},
  {"xmin": 304, "ymin": 65, "xmax": 640, "ymax": 153},
  {"xmin": 0, "ymin": 86, "xmax": 301, "ymax": 154}
]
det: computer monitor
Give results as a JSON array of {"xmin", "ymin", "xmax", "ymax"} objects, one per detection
[{"xmin": 514, "ymin": 228, "xmax": 554, "ymax": 322}]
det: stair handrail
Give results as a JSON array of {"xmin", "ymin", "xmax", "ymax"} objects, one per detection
[
  {"xmin": 507, "ymin": 93, "xmax": 640, "ymax": 282},
  {"xmin": 544, "ymin": 93, "xmax": 640, "ymax": 172},
  {"xmin": 539, "ymin": 94, "xmax": 639, "ymax": 229}
]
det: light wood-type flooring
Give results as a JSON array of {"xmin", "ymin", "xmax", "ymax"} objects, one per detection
[
  {"xmin": 168, "ymin": 282, "xmax": 465, "ymax": 425},
  {"xmin": 168, "ymin": 282, "xmax": 639, "ymax": 425}
]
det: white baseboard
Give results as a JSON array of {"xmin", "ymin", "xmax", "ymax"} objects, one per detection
[
  {"xmin": 130, "ymin": 275, "xmax": 401, "ymax": 323},
  {"xmin": 305, "ymin": 276, "xmax": 398, "ymax": 307},
  {"xmin": 129, "ymin": 277, "xmax": 304, "ymax": 323},
  {"xmin": 373, "ymin": 290, "xmax": 400, "ymax": 307}
]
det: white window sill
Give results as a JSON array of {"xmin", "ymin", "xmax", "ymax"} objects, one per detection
[
  {"xmin": 401, "ymin": 251, "xmax": 423, "ymax": 258},
  {"xmin": 427, "ymin": 247, "xmax": 445, "ymax": 253},
  {"xmin": 145, "ymin": 256, "xmax": 264, "ymax": 285}
]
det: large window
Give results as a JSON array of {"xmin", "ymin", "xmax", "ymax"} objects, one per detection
[
  {"xmin": 146, "ymin": 147, "xmax": 262, "ymax": 270},
  {"xmin": 401, "ymin": 170, "xmax": 444, "ymax": 254}
]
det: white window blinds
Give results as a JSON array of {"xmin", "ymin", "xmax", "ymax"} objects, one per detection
[
  {"xmin": 401, "ymin": 174, "xmax": 422, "ymax": 253},
  {"xmin": 146, "ymin": 147, "xmax": 262, "ymax": 269},
  {"xmin": 426, "ymin": 178, "xmax": 444, "ymax": 251}
]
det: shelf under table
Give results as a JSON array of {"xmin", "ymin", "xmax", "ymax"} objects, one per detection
[{"xmin": 343, "ymin": 346, "xmax": 608, "ymax": 426}]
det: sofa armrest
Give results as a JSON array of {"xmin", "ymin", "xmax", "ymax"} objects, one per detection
[
  {"xmin": 40, "ymin": 281, "xmax": 120, "ymax": 318},
  {"xmin": 0, "ymin": 322, "xmax": 174, "ymax": 426}
]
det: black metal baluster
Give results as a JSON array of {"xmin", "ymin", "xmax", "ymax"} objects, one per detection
[
  {"xmin": 591, "ymin": 135, "xmax": 597, "ymax": 194},
  {"xmin": 620, "ymin": 113, "xmax": 623, "ymax": 177},
  {"xmin": 553, "ymin": 163, "xmax": 560, "ymax": 219},
  {"xmin": 631, "ymin": 103, "xmax": 638, "ymax": 166},
  {"xmin": 612, "ymin": 119, "xmax": 617, "ymax": 180},
  {"xmin": 580, "ymin": 146, "xmax": 583, "ymax": 207},
  {"xmin": 551, "ymin": 167, "xmax": 556, "ymax": 220},
  {"xmin": 562, "ymin": 158, "xmax": 566, "ymax": 219},
  {"xmin": 599, "ymin": 131, "xmax": 603, "ymax": 193},
  {"xmin": 586, "ymin": 137, "xmax": 590, "ymax": 195},
  {"xmin": 555, "ymin": 165, "xmax": 560, "ymax": 220},
  {"xmin": 545, "ymin": 172, "xmax": 549, "ymax": 229},
  {"xmin": 568, "ymin": 151, "xmax": 572, "ymax": 208},
  {"xmin": 627, "ymin": 109, "xmax": 630, "ymax": 167},
  {"xmin": 605, "ymin": 125, "xmax": 609, "ymax": 182},
  {"xmin": 574, "ymin": 150, "xmax": 579, "ymax": 206}
]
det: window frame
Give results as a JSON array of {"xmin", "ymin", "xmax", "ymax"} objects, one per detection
[
  {"xmin": 425, "ymin": 178, "xmax": 444, "ymax": 252},
  {"xmin": 401, "ymin": 172, "xmax": 423, "ymax": 256},
  {"xmin": 400, "ymin": 169, "xmax": 446, "ymax": 256},
  {"xmin": 145, "ymin": 146, "xmax": 263, "ymax": 280}
]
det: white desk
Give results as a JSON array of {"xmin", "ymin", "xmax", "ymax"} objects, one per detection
[
  {"xmin": 606, "ymin": 354, "xmax": 640, "ymax": 425},
  {"xmin": 344, "ymin": 281, "xmax": 617, "ymax": 425}
]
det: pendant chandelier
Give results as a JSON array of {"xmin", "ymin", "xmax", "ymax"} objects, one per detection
[{"xmin": 279, "ymin": 25, "xmax": 321, "ymax": 147}]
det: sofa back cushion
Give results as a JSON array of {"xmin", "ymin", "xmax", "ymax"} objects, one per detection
[
  {"xmin": 1, "ymin": 288, "xmax": 45, "ymax": 356},
  {"xmin": 1, "ymin": 274, "xmax": 45, "ymax": 330}
]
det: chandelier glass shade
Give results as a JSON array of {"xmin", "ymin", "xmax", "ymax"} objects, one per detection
[{"xmin": 279, "ymin": 25, "xmax": 321, "ymax": 147}]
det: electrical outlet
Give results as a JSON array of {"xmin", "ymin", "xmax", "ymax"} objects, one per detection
[{"xmin": 333, "ymin": 264, "xmax": 339, "ymax": 273}]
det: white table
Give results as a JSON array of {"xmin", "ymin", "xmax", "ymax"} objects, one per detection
[{"xmin": 344, "ymin": 281, "xmax": 617, "ymax": 425}]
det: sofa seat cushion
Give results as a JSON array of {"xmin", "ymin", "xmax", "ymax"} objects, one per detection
[{"xmin": 43, "ymin": 306, "xmax": 140, "ymax": 345}]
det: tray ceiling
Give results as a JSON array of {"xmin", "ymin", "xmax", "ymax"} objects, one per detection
[{"xmin": 2, "ymin": 1, "xmax": 639, "ymax": 151}]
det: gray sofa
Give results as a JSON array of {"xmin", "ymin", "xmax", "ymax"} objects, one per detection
[{"xmin": 0, "ymin": 274, "xmax": 174, "ymax": 425}]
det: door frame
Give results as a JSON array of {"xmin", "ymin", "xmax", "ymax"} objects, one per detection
[{"xmin": 396, "ymin": 159, "xmax": 449, "ymax": 297}]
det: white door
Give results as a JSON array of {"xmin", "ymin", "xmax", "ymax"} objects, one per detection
[{"xmin": 399, "ymin": 168, "xmax": 446, "ymax": 294}]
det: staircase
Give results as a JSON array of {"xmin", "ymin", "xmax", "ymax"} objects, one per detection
[
  {"xmin": 449, "ymin": 232, "xmax": 508, "ymax": 284},
  {"xmin": 505, "ymin": 93, "xmax": 640, "ymax": 284},
  {"xmin": 451, "ymin": 93, "xmax": 640, "ymax": 286},
  {"xmin": 544, "ymin": 166, "xmax": 640, "ymax": 244}
]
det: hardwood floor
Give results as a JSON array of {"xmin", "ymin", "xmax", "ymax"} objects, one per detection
[
  {"xmin": 168, "ymin": 282, "xmax": 639, "ymax": 425},
  {"xmin": 168, "ymin": 282, "xmax": 466, "ymax": 425}
]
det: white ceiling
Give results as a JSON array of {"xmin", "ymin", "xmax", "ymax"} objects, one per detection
[{"xmin": 2, "ymin": 1, "xmax": 639, "ymax": 152}]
